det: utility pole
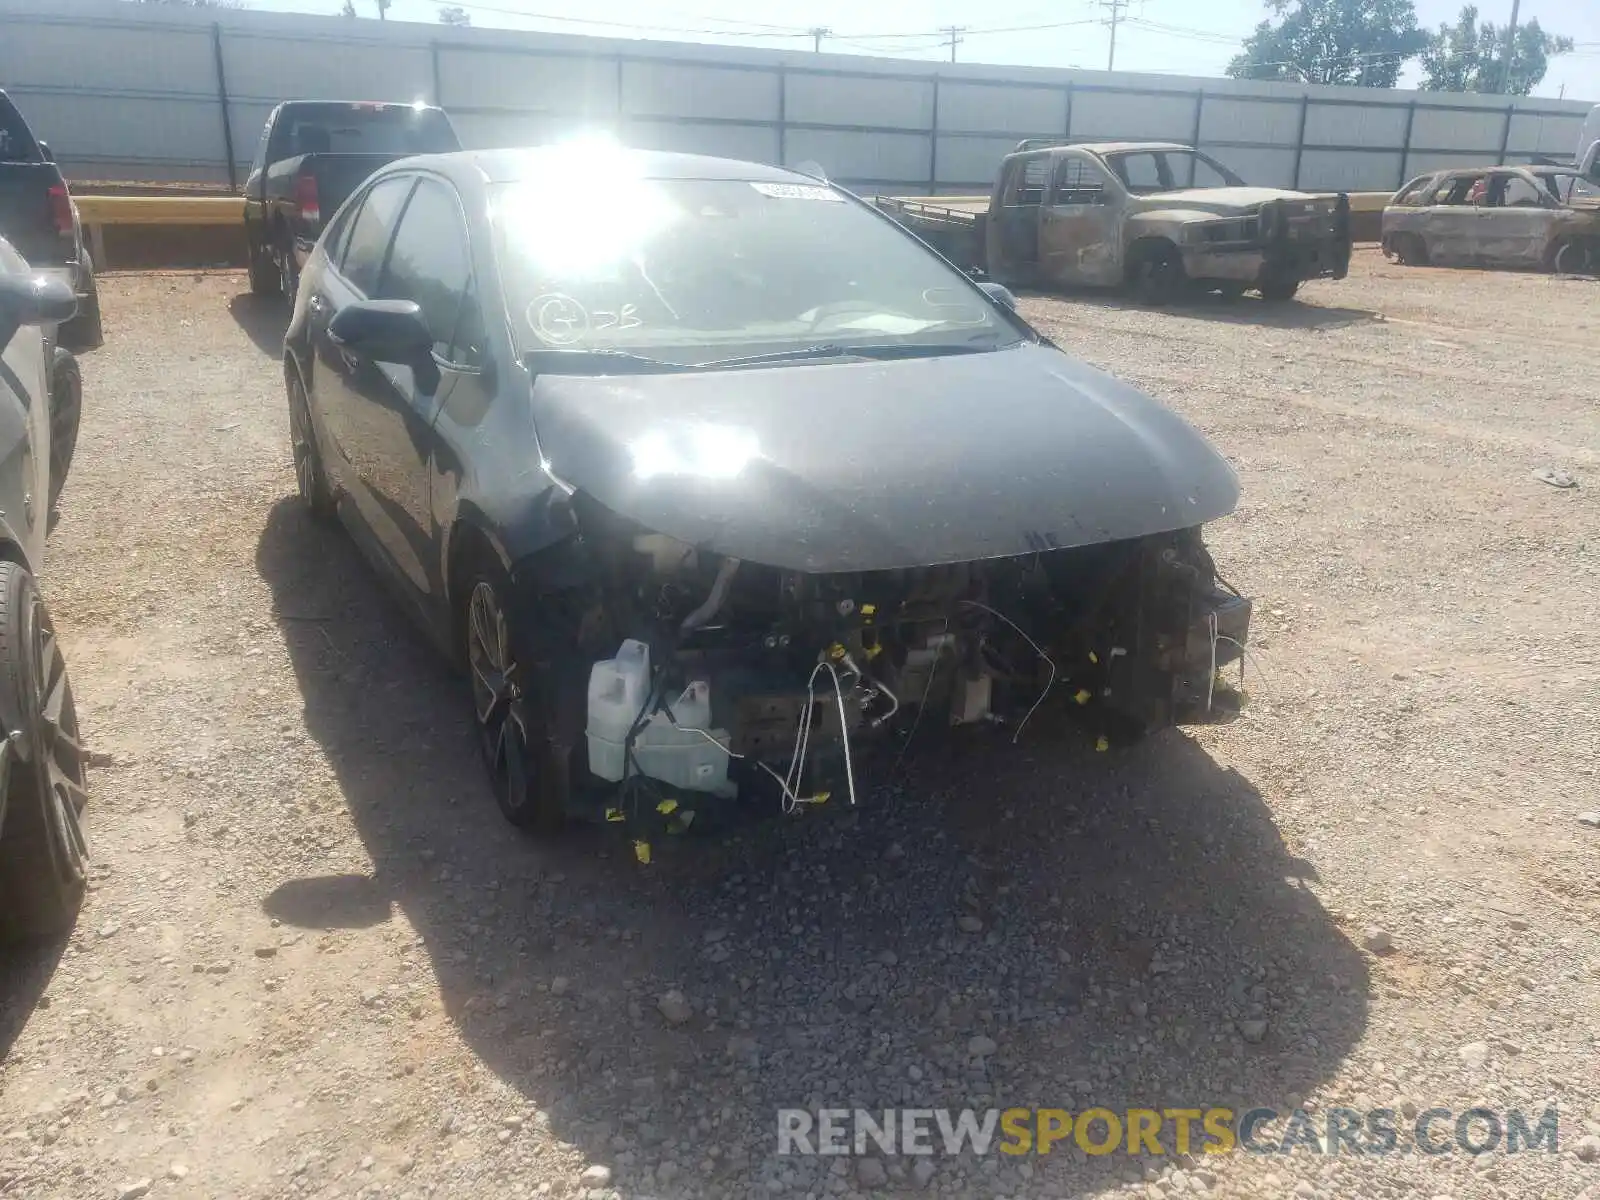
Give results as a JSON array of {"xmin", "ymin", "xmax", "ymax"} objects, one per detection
[
  {"xmin": 1496, "ymin": 0, "xmax": 1521, "ymax": 93},
  {"xmin": 375, "ymin": 0, "xmax": 390, "ymax": 19},
  {"xmin": 941, "ymin": 25, "xmax": 968, "ymax": 63},
  {"xmin": 808, "ymin": 26, "xmax": 831, "ymax": 52},
  {"xmin": 1100, "ymin": 0, "xmax": 1129, "ymax": 72}
]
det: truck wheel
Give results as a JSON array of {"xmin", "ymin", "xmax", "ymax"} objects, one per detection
[
  {"xmin": 1130, "ymin": 244, "xmax": 1185, "ymax": 306},
  {"xmin": 1258, "ymin": 274, "xmax": 1301, "ymax": 302},
  {"xmin": 59, "ymin": 267, "xmax": 103, "ymax": 353},
  {"xmin": 248, "ymin": 238, "xmax": 281, "ymax": 296},
  {"xmin": 0, "ymin": 561, "xmax": 89, "ymax": 942}
]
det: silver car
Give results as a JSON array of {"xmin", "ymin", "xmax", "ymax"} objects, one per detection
[
  {"xmin": 1382, "ymin": 166, "xmax": 1600, "ymax": 273},
  {"xmin": 0, "ymin": 234, "xmax": 89, "ymax": 941}
]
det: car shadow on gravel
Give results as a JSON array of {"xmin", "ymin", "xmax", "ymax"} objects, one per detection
[
  {"xmin": 0, "ymin": 937, "xmax": 70, "ymax": 1063},
  {"xmin": 227, "ymin": 293, "xmax": 290, "ymax": 360},
  {"xmin": 255, "ymin": 495, "xmax": 1370, "ymax": 1197}
]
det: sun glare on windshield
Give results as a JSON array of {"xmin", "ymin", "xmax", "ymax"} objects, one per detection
[{"xmin": 494, "ymin": 142, "xmax": 683, "ymax": 279}]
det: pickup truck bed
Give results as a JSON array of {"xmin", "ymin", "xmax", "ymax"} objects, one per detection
[
  {"xmin": 244, "ymin": 100, "xmax": 460, "ymax": 300},
  {"xmin": 873, "ymin": 196, "xmax": 989, "ymax": 271}
]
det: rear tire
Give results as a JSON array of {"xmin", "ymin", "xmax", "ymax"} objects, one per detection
[
  {"xmin": 59, "ymin": 267, "xmax": 103, "ymax": 353},
  {"xmin": 0, "ymin": 562, "xmax": 89, "ymax": 942},
  {"xmin": 248, "ymin": 237, "xmax": 281, "ymax": 296},
  {"xmin": 47, "ymin": 348, "xmax": 81, "ymax": 513},
  {"xmin": 1258, "ymin": 273, "xmax": 1301, "ymax": 302},
  {"xmin": 460, "ymin": 563, "xmax": 567, "ymax": 836}
]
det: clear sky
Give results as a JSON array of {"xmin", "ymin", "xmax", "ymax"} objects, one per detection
[{"xmin": 244, "ymin": 0, "xmax": 1597, "ymax": 102}]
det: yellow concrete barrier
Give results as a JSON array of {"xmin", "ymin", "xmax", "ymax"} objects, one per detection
[{"xmin": 74, "ymin": 194, "xmax": 245, "ymax": 226}]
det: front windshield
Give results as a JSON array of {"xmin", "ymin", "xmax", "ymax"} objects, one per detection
[
  {"xmin": 1536, "ymin": 170, "xmax": 1600, "ymax": 204},
  {"xmin": 1104, "ymin": 149, "xmax": 1246, "ymax": 193},
  {"xmin": 491, "ymin": 175, "xmax": 1019, "ymax": 367}
]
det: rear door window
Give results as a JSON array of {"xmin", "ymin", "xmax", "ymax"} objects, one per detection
[
  {"xmin": 338, "ymin": 175, "xmax": 415, "ymax": 295},
  {"xmin": 1051, "ymin": 158, "xmax": 1108, "ymax": 205},
  {"xmin": 1007, "ymin": 155, "xmax": 1052, "ymax": 206}
]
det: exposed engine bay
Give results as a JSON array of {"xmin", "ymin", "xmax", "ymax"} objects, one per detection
[{"xmin": 516, "ymin": 500, "xmax": 1251, "ymax": 831}]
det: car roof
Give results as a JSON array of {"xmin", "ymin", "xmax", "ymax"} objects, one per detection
[
  {"xmin": 407, "ymin": 146, "xmax": 827, "ymax": 186},
  {"xmin": 1072, "ymin": 142, "xmax": 1193, "ymax": 156}
]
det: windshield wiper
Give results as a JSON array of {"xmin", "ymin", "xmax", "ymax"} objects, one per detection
[
  {"xmin": 523, "ymin": 348, "xmax": 688, "ymax": 375},
  {"xmin": 698, "ymin": 341, "xmax": 1004, "ymax": 369}
]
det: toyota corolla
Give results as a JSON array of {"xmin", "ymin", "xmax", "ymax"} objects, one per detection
[{"xmin": 282, "ymin": 142, "xmax": 1251, "ymax": 839}]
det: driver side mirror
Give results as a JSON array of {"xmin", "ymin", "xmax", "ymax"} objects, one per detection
[
  {"xmin": 328, "ymin": 299, "xmax": 433, "ymax": 365},
  {"xmin": 0, "ymin": 274, "xmax": 75, "ymax": 352},
  {"xmin": 978, "ymin": 281, "xmax": 1018, "ymax": 310}
]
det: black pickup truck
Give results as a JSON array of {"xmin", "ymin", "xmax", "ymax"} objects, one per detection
[
  {"xmin": 0, "ymin": 89, "xmax": 102, "ymax": 351},
  {"xmin": 243, "ymin": 101, "xmax": 460, "ymax": 300}
]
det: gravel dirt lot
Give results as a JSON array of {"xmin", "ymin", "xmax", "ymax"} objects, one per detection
[{"xmin": 1, "ymin": 251, "xmax": 1597, "ymax": 1200}]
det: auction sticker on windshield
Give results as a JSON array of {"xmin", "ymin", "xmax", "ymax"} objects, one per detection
[{"xmin": 750, "ymin": 182, "xmax": 843, "ymax": 202}]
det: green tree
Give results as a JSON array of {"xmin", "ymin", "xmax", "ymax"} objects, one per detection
[
  {"xmin": 1226, "ymin": 0, "xmax": 1427, "ymax": 87},
  {"xmin": 1419, "ymin": 6, "xmax": 1573, "ymax": 95},
  {"xmin": 439, "ymin": 5, "xmax": 471, "ymax": 25}
]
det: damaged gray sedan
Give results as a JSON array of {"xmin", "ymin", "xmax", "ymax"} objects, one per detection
[{"xmin": 282, "ymin": 143, "xmax": 1251, "ymax": 837}]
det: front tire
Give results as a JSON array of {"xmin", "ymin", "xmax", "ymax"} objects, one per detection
[
  {"xmin": 0, "ymin": 562, "xmax": 89, "ymax": 942},
  {"xmin": 1130, "ymin": 243, "xmax": 1185, "ymax": 306},
  {"xmin": 287, "ymin": 370, "xmax": 335, "ymax": 521},
  {"xmin": 462, "ymin": 568, "xmax": 566, "ymax": 835}
]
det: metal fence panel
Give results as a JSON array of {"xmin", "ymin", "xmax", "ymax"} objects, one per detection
[
  {"xmin": 0, "ymin": 0, "xmax": 1589, "ymax": 191},
  {"xmin": 440, "ymin": 50, "xmax": 617, "ymax": 116},
  {"xmin": 938, "ymin": 82, "xmax": 1063, "ymax": 135},
  {"xmin": 624, "ymin": 61, "xmax": 779, "ymax": 122}
]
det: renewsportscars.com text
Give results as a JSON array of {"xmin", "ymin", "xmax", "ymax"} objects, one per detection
[{"xmin": 777, "ymin": 1107, "xmax": 1562, "ymax": 1158}]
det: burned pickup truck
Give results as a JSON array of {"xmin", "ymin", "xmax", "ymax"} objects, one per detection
[{"xmin": 878, "ymin": 141, "xmax": 1351, "ymax": 304}]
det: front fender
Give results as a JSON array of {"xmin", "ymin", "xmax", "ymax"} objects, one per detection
[{"xmin": 1124, "ymin": 210, "xmax": 1219, "ymax": 241}]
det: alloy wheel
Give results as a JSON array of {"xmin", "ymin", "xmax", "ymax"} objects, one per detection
[
  {"xmin": 30, "ymin": 591, "xmax": 88, "ymax": 884},
  {"xmin": 467, "ymin": 581, "xmax": 536, "ymax": 815}
]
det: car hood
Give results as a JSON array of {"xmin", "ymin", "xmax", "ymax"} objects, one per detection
[
  {"xmin": 1136, "ymin": 187, "xmax": 1331, "ymax": 213},
  {"xmin": 529, "ymin": 342, "xmax": 1239, "ymax": 573}
]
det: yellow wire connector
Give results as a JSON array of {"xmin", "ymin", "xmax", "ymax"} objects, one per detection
[{"xmin": 633, "ymin": 840, "xmax": 652, "ymax": 865}]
